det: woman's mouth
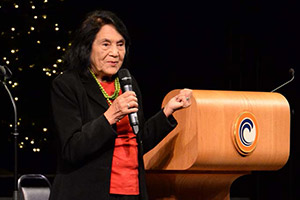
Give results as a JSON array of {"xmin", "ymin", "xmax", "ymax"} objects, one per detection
[{"xmin": 107, "ymin": 61, "xmax": 118, "ymax": 66}]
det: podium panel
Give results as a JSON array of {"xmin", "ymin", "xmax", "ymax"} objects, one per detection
[{"xmin": 144, "ymin": 90, "xmax": 290, "ymax": 200}]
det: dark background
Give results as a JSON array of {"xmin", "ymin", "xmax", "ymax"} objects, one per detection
[{"xmin": 0, "ymin": 0, "xmax": 299, "ymax": 199}]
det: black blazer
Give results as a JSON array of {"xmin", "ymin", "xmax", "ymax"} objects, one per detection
[{"xmin": 49, "ymin": 69, "xmax": 177, "ymax": 200}]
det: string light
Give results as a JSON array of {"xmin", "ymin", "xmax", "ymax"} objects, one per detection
[
  {"xmin": 1, "ymin": 0, "xmax": 69, "ymax": 153},
  {"xmin": 12, "ymin": 82, "xmax": 19, "ymax": 88},
  {"xmin": 33, "ymin": 148, "xmax": 40, "ymax": 152}
]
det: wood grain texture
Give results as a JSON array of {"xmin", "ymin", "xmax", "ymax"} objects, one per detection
[
  {"xmin": 144, "ymin": 89, "xmax": 290, "ymax": 171},
  {"xmin": 144, "ymin": 89, "xmax": 290, "ymax": 200},
  {"xmin": 146, "ymin": 171, "xmax": 249, "ymax": 200}
]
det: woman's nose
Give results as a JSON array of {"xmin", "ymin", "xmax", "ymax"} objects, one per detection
[{"xmin": 109, "ymin": 45, "xmax": 119, "ymax": 57}]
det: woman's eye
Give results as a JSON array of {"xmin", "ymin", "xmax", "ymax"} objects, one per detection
[{"xmin": 117, "ymin": 42, "xmax": 125, "ymax": 50}]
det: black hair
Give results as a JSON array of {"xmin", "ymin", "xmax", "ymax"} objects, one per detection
[{"xmin": 63, "ymin": 10, "xmax": 131, "ymax": 73}]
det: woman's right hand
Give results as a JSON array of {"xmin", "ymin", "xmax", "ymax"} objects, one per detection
[{"xmin": 104, "ymin": 91, "xmax": 139, "ymax": 125}]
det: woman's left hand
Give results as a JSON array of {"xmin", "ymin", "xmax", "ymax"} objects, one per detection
[{"xmin": 163, "ymin": 88, "xmax": 192, "ymax": 117}]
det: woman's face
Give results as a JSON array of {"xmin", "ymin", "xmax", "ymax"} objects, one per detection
[{"xmin": 90, "ymin": 24, "xmax": 126, "ymax": 80}]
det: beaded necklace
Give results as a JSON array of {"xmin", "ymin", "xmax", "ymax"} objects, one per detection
[{"xmin": 89, "ymin": 69, "xmax": 120, "ymax": 105}]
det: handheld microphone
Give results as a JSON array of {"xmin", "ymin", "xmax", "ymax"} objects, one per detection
[
  {"xmin": 271, "ymin": 68, "xmax": 295, "ymax": 92},
  {"xmin": 118, "ymin": 68, "xmax": 139, "ymax": 134},
  {"xmin": 0, "ymin": 65, "xmax": 12, "ymax": 81}
]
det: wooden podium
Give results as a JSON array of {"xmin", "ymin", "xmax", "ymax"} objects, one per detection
[{"xmin": 144, "ymin": 90, "xmax": 290, "ymax": 200}]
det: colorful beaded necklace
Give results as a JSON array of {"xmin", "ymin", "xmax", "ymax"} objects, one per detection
[{"xmin": 89, "ymin": 69, "xmax": 120, "ymax": 105}]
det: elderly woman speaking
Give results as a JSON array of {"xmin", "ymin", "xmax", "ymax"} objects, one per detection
[{"xmin": 49, "ymin": 10, "xmax": 192, "ymax": 200}]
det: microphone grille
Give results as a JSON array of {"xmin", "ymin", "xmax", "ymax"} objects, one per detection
[
  {"xmin": 118, "ymin": 68, "xmax": 132, "ymax": 85},
  {"xmin": 0, "ymin": 65, "xmax": 6, "ymax": 76},
  {"xmin": 289, "ymin": 68, "xmax": 295, "ymax": 76},
  {"xmin": 0, "ymin": 65, "xmax": 12, "ymax": 79}
]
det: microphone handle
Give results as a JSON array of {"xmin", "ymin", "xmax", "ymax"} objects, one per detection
[
  {"xmin": 123, "ymin": 84, "xmax": 139, "ymax": 134},
  {"xmin": 128, "ymin": 108, "xmax": 139, "ymax": 134},
  {"xmin": 123, "ymin": 84, "xmax": 132, "ymax": 91}
]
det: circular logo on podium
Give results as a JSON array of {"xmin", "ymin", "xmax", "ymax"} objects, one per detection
[{"xmin": 233, "ymin": 112, "xmax": 258, "ymax": 156}]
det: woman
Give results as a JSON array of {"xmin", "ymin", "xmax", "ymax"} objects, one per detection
[{"xmin": 49, "ymin": 10, "xmax": 192, "ymax": 200}]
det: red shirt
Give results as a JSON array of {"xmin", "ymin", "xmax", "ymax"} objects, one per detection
[{"xmin": 99, "ymin": 80, "xmax": 139, "ymax": 195}]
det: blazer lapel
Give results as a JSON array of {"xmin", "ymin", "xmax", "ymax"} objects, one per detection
[{"xmin": 80, "ymin": 71, "xmax": 109, "ymax": 110}]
